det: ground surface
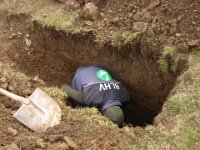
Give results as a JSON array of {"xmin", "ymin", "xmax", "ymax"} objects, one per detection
[
  {"xmin": 0, "ymin": 0, "xmax": 200, "ymax": 150},
  {"xmin": 0, "ymin": 1, "xmax": 133, "ymax": 150}
]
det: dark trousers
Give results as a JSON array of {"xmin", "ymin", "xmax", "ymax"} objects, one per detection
[{"xmin": 61, "ymin": 84, "xmax": 85, "ymax": 106}]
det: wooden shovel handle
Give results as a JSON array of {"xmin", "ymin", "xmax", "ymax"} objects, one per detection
[{"xmin": 0, "ymin": 88, "xmax": 29, "ymax": 104}]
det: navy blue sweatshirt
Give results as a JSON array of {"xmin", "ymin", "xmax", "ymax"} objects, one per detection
[{"xmin": 72, "ymin": 66, "xmax": 130, "ymax": 111}]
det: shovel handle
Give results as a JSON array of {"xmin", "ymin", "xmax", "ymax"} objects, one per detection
[{"xmin": 0, "ymin": 88, "xmax": 30, "ymax": 104}]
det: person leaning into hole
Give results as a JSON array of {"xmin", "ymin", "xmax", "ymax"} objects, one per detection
[{"xmin": 61, "ymin": 65, "xmax": 130, "ymax": 127}]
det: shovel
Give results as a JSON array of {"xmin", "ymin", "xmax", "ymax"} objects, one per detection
[{"xmin": 0, "ymin": 87, "xmax": 61, "ymax": 132}]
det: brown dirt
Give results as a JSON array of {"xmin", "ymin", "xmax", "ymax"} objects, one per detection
[
  {"xmin": 2, "ymin": 0, "xmax": 189, "ymax": 125},
  {"xmin": 81, "ymin": 0, "xmax": 200, "ymax": 52},
  {"xmin": 0, "ymin": 1, "xmax": 133, "ymax": 150}
]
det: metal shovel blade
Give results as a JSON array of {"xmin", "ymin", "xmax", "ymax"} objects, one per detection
[{"xmin": 12, "ymin": 88, "xmax": 61, "ymax": 132}]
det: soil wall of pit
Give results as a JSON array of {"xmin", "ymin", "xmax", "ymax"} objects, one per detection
[{"xmin": 7, "ymin": 15, "xmax": 187, "ymax": 125}]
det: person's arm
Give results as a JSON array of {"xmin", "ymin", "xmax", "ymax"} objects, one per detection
[{"xmin": 61, "ymin": 84, "xmax": 85, "ymax": 106}]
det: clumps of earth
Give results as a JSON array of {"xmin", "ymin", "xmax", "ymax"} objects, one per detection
[{"xmin": 56, "ymin": 0, "xmax": 200, "ymax": 52}]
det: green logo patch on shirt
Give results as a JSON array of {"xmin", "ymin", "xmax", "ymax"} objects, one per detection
[{"xmin": 96, "ymin": 70, "xmax": 112, "ymax": 81}]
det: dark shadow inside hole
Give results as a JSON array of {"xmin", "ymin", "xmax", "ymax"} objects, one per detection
[{"xmin": 64, "ymin": 92, "xmax": 156, "ymax": 127}]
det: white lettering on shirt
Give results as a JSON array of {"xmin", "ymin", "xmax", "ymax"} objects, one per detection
[
  {"xmin": 99, "ymin": 82, "xmax": 120, "ymax": 91},
  {"xmin": 100, "ymin": 83, "xmax": 106, "ymax": 91},
  {"xmin": 104, "ymin": 83, "xmax": 111, "ymax": 90}
]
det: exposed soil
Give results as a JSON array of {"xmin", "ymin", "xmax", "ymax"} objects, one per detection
[
  {"xmin": 80, "ymin": 0, "xmax": 200, "ymax": 52},
  {"xmin": 0, "ymin": 1, "xmax": 133, "ymax": 149},
  {"xmin": 0, "ymin": 0, "xmax": 197, "ymax": 149}
]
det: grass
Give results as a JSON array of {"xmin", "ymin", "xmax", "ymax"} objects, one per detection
[
  {"xmin": 110, "ymin": 30, "xmax": 141, "ymax": 48},
  {"xmin": 42, "ymin": 86, "xmax": 67, "ymax": 106},
  {"xmin": 127, "ymin": 51, "xmax": 200, "ymax": 150},
  {"xmin": 0, "ymin": 63, "xmax": 29, "ymax": 81},
  {"xmin": 157, "ymin": 45, "xmax": 178, "ymax": 73},
  {"xmin": 0, "ymin": 62, "xmax": 45, "ymax": 85},
  {"xmin": 8, "ymin": 0, "xmax": 143, "ymax": 48},
  {"xmin": 167, "ymin": 99, "xmax": 200, "ymax": 116},
  {"xmin": 79, "ymin": 107, "xmax": 115, "ymax": 127},
  {"xmin": 8, "ymin": 0, "xmax": 87, "ymax": 33},
  {"xmin": 15, "ymin": 133, "xmax": 46, "ymax": 148}
]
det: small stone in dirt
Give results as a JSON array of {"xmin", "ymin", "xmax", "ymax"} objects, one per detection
[
  {"xmin": 26, "ymin": 82, "xmax": 32, "ymax": 87},
  {"xmin": 142, "ymin": 10, "xmax": 152, "ymax": 23},
  {"xmin": 14, "ymin": 53, "xmax": 20, "ymax": 59},
  {"xmin": 17, "ymin": 31, "xmax": 23, "ymax": 36},
  {"xmin": 81, "ymin": 2, "xmax": 99, "ymax": 21},
  {"xmin": 100, "ymin": 12, "xmax": 105, "ymax": 18},
  {"xmin": 193, "ymin": 10, "xmax": 198, "ymax": 13},
  {"xmin": 166, "ymin": 36, "xmax": 175, "ymax": 45},
  {"xmin": 7, "ymin": 85, "xmax": 14, "ymax": 92},
  {"xmin": 169, "ymin": 26, "xmax": 177, "ymax": 35},
  {"xmin": 177, "ymin": 15, "xmax": 184, "ymax": 22},
  {"xmin": 4, "ymin": 143, "xmax": 19, "ymax": 150},
  {"xmin": 8, "ymin": 33, "xmax": 17, "ymax": 40},
  {"xmin": 177, "ymin": 42, "xmax": 189, "ymax": 52},
  {"xmin": 25, "ymin": 34, "xmax": 30, "ymax": 38},
  {"xmin": 187, "ymin": 39, "xmax": 200, "ymax": 47},
  {"xmin": 8, "ymin": 127, "xmax": 18, "ymax": 136},
  {"xmin": 111, "ymin": 16, "xmax": 120, "ymax": 25},
  {"xmin": 1, "ymin": 83, "xmax": 8, "ymax": 89},
  {"xmin": 64, "ymin": 136, "xmax": 79, "ymax": 150},
  {"xmin": 175, "ymin": 33, "xmax": 182, "ymax": 37},
  {"xmin": 147, "ymin": 0, "xmax": 160, "ymax": 10},
  {"xmin": 167, "ymin": 19, "xmax": 177, "ymax": 27},
  {"xmin": 47, "ymin": 143, "xmax": 69, "ymax": 150},
  {"xmin": 47, "ymin": 135, "xmax": 63, "ymax": 142},
  {"xmin": 25, "ymin": 38, "xmax": 32, "ymax": 47},
  {"xmin": 64, "ymin": 0, "xmax": 80, "ymax": 11},
  {"xmin": 191, "ymin": 21, "xmax": 196, "ymax": 25},
  {"xmin": 0, "ymin": 77, "xmax": 7, "ymax": 83},
  {"xmin": 42, "ymin": 13, "xmax": 47, "ymax": 18},
  {"xmin": 3, "ymin": 100, "xmax": 12, "ymax": 108},
  {"xmin": 11, "ymin": 111, "xmax": 16, "ymax": 115},
  {"xmin": 54, "ymin": 0, "xmax": 67, "ymax": 3},
  {"xmin": 132, "ymin": 22, "xmax": 148, "ymax": 32},
  {"xmin": 84, "ymin": 20, "xmax": 93, "ymax": 26}
]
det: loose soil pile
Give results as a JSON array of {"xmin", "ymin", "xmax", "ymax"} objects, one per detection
[
  {"xmin": 80, "ymin": 0, "xmax": 200, "ymax": 52},
  {"xmin": 0, "ymin": 1, "xmax": 133, "ymax": 150}
]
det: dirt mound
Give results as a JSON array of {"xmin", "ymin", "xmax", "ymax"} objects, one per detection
[
  {"xmin": 0, "ymin": 2, "xmax": 132, "ymax": 149},
  {"xmin": 78, "ymin": 0, "xmax": 200, "ymax": 52},
  {"xmin": 0, "ymin": 71, "xmax": 132, "ymax": 149}
]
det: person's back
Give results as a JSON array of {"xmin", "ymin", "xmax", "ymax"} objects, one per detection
[{"xmin": 62, "ymin": 65, "xmax": 130, "ymax": 126}]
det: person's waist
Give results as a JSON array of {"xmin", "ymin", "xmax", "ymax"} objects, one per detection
[{"xmin": 101, "ymin": 99, "xmax": 122, "ymax": 112}]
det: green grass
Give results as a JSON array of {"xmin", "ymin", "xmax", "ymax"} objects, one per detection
[
  {"xmin": 158, "ymin": 45, "xmax": 178, "ymax": 73},
  {"xmin": 122, "ymin": 31, "xmax": 141, "ymax": 45},
  {"xmin": 15, "ymin": 133, "xmax": 46, "ymax": 148},
  {"xmin": 167, "ymin": 99, "xmax": 200, "ymax": 116},
  {"xmin": 128, "ymin": 51, "xmax": 200, "ymax": 150},
  {"xmin": 0, "ymin": 63, "xmax": 29, "ymax": 81},
  {"xmin": 189, "ymin": 51, "xmax": 200, "ymax": 67},
  {"xmin": 79, "ymin": 107, "xmax": 115, "ymax": 127},
  {"xmin": 42, "ymin": 86, "xmax": 67, "ymax": 106},
  {"xmin": 8, "ymin": 0, "xmax": 87, "ymax": 33},
  {"xmin": 110, "ymin": 30, "xmax": 141, "ymax": 48},
  {"xmin": 0, "ymin": 62, "xmax": 45, "ymax": 84}
]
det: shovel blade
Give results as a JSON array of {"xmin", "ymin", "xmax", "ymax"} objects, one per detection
[{"xmin": 13, "ymin": 88, "xmax": 61, "ymax": 132}]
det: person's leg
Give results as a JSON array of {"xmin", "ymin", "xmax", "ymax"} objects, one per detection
[
  {"xmin": 102, "ymin": 106, "xmax": 124, "ymax": 127},
  {"xmin": 61, "ymin": 84, "xmax": 85, "ymax": 106}
]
